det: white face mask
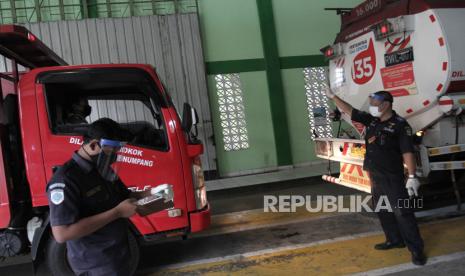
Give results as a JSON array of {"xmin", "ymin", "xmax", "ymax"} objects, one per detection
[{"xmin": 369, "ymin": 105, "xmax": 382, "ymax": 117}]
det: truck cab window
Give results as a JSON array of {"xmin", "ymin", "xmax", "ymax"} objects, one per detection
[{"xmin": 43, "ymin": 70, "xmax": 168, "ymax": 151}]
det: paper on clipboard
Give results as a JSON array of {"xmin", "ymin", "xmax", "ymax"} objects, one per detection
[{"xmin": 135, "ymin": 184, "xmax": 174, "ymax": 217}]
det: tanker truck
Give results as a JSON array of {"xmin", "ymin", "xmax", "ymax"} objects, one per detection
[{"xmin": 315, "ymin": 0, "xmax": 465, "ymax": 207}]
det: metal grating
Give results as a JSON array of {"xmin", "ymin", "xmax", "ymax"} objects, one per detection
[
  {"xmin": 0, "ymin": 0, "xmax": 198, "ymax": 24},
  {"xmin": 214, "ymin": 73, "xmax": 249, "ymax": 152},
  {"xmin": 303, "ymin": 67, "xmax": 332, "ymax": 140}
]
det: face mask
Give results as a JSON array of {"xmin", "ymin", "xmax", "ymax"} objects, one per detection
[{"xmin": 369, "ymin": 105, "xmax": 382, "ymax": 117}]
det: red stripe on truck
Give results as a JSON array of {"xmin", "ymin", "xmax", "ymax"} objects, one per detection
[
  {"xmin": 437, "ymin": 83, "xmax": 444, "ymax": 92},
  {"xmin": 429, "ymin": 14, "xmax": 436, "ymax": 23},
  {"xmin": 355, "ymin": 166, "xmax": 364, "ymax": 177},
  {"xmin": 423, "ymin": 100, "xmax": 430, "ymax": 106},
  {"xmin": 342, "ymin": 143, "xmax": 349, "ymax": 156},
  {"xmin": 439, "ymin": 99, "xmax": 453, "ymax": 106},
  {"xmin": 348, "ymin": 164, "xmax": 356, "ymax": 174},
  {"xmin": 398, "ymin": 35, "xmax": 411, "ymax": 50},
  {"xmin": 443, "ymin": 62, "xmax": 448, "ymax": 71},
  {"xmin": 387, "ymin": 37, "xmax": 402, "ymax": 53},
  {"xmin": 406, "ymin": 108, "xmax": 413, "ymax": 114},
  {"xmin": 439, "ymin": 37, "xmax": 445, "ymax": 47}
]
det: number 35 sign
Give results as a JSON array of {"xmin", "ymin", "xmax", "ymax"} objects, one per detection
[{"xmin": 351, "ymin": 39, "xmax": 377, "ymax": 85}]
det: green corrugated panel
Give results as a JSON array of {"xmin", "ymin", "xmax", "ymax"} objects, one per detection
[
  {"xmin": 0, "ymin": 0, "xmax": 83, "ymax": 23},
  {"xmin": 133, "ymin": 2, "xmax": 154, "ymax": 16},
  {"xmin": 0, "ymin": 0, "xmax": 196, "ymax": 23}
]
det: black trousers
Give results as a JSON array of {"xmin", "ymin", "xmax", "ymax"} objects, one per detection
[{"xmin": 370, "ymin": 171, "xmax": 424, "ymax": 253}]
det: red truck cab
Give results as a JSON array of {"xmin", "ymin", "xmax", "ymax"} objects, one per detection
[{"xmin": 0, "ymin": 25, "xmax": 210, "ymax": 274}]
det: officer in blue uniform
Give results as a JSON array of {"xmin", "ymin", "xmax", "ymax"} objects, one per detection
[
  {"xmin": 47, "ymin": 118, "xmax": 138, "ymax": 275},
  {"xmin": 326, "ymin": 89, "xmax": 427, "ymax": 266}
]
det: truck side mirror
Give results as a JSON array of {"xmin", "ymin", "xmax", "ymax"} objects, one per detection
[{"xmin": 182, "ymin": 103, "xmax": 200, "ymax": 142}]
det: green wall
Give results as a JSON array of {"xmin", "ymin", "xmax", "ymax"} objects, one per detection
[
  {"xmin": 273, "ymin": 0, "xmax": 360, "ymax": 57},
  {"xmin": 198, "ymin": 0, "xmax": 263, "ymax": 61},
  {"xmin": 281, "ymin": 68, "xmax": 314, "ymax": 165},
  {"xmin": 199, "ymin": 0, "xmax": 362, "ymax": 175},
  {"xmin": 207, "ymin": 72, "xmax": 277, "ymax": 175},
  {"xmin": 272, "ymin": 0, "xmax": 361, "ymax": 166}
]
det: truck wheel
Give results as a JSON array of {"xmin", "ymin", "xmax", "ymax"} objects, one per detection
[
  {"xmin": 0, "ymin": 231, "xmax": 26, "ymax": 257},
  {"xmin": 45, "ymin": 231, "xmax": 140, "ymax": 276},
  {"xmin": 127, "ymin": 231, "xmax": 140, "ymax": 275}
]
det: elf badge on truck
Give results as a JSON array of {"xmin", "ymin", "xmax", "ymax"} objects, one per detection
[
  {"xmin": 0, "ymin": 25, "xmax": 210, "ymax": 274},
  {"xmin": 316, "ymin": 0, "xmax": 465, "ymax": 199}
]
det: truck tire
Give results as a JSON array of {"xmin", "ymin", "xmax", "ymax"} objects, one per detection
[
  {"xmin": 45, "ymin": 231, "xmax": 140, "ymax": 276},
  {"xmin": 45, "ymin": 236, "xmax": 74, "ymax": 276},
  {"xmin": 127, "ymin": 231, "xmax": 140, "ymax": 275}
]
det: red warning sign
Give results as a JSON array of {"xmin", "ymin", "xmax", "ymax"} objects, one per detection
[
  {"xmin": 340, "ymin": 163, "xmax": 371, "ymax": 187},
  {"xmin": 352, "ymin": 39, "xmax": 377, "ymax": 85},
  {"xmin": 380, "ymin": 62, "xmax": 418, "ymax": 97}
]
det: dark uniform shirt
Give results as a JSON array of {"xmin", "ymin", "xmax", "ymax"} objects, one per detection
[
  {"xmin": 351, "ymin": 109, "xmax": 415, "ymax": 175},
  {"xmin": 46, "ymin": 153, "xmax": 131, "ymax": 276}
]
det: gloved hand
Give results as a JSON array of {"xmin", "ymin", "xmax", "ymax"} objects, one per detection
[
  {"xmin": 324, "ymin": 87, "xmax": 336, "ymax": 99},
  {"xmin": 406, "ymin": 176, "xmax": 421, "ymax": 197}
]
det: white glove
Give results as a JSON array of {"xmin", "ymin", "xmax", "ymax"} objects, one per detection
[
  {"xmin": 406, "ymin": 176, "xmax": 421, "ymax": 197},
  {"xmin": 324, "ymin": 87, "xmax": 336, "ymax": 99}
]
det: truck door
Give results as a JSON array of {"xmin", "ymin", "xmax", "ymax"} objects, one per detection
[{"xmin": 34, "ymin": 67, "xmax": 189, "ymax": 234}]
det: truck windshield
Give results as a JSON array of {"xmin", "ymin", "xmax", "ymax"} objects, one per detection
[{"xmin": 41, "ymin": 68, "xmax": 169, "ymax": 151}]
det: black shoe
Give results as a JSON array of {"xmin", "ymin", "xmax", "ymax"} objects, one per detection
[
  {"xmin": 374, "ymin": 241, "xmax": 406, "ymax": 250},
  {"xmin": 412, "ymin": 251, "xmax": 427, "ymax": 266}
]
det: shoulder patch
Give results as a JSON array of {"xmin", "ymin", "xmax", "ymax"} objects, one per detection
[
  {"xmin": 49, "ymin": 183, "xmax": 66, "ymax": 190},
  {"xmin": 50, "ymin": 189, "xmax": 65, "ymax": 205}
]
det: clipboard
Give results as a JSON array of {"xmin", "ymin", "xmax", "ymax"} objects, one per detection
[{"xmin": 135, "ymin": 184, "xmax": 174, "ymax": 217}]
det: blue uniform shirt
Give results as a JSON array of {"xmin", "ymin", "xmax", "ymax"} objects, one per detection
[{"xmin": 46, "ymin": 153, "xmax": 131, "ymax": 275}]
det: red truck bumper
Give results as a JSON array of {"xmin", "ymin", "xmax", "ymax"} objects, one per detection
[{"xmin": 189, "ymin": 203, "xmax": 211, "ymax": 233}]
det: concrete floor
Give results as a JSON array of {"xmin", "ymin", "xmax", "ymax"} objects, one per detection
[
  {"xmin": 207, "ymin": 176, "xmax": 358, "ymax": 215},
  {"xmin": 1, "ymin": 176, "xmax": 465, "ymax": 275},
  {"xmin": 386, "ymin": 256, "xmax": 465, "ymax": 276},
  {"xmin": 141, "ymin": 214, "xmax": 465, "ymax": 276}
]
